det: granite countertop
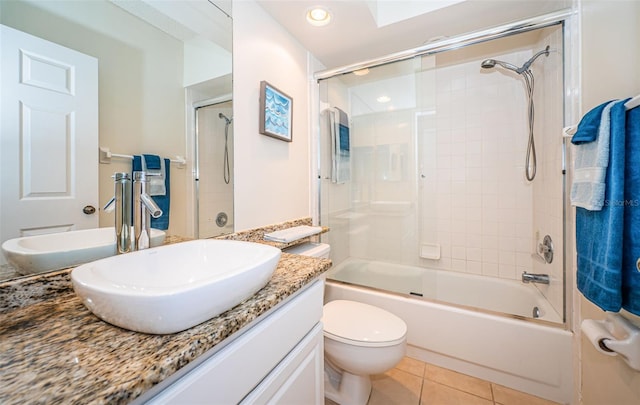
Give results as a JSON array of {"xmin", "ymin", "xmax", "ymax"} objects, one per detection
[{"xmin": 0, "ymin": 218, "xmax": 331, "ymax": 404}]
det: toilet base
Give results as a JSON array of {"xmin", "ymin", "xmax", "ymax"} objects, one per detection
[{"xmin": 324, "ymin": 360, "xmax": 372, "ymax": 405}]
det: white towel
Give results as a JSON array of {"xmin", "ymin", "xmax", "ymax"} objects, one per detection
[
  {"xmin": 571, "ymin": 100, "xmax": 616, "ymax": 210},
  {"xmin": 142, "ymin": 156, "xmax": 166, "ymax": 196},
  {"xmin": 264, "ymin": 226, "xmax": 322, "ymax": 243}
]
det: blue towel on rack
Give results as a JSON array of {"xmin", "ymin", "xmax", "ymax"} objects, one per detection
[
  {"xmin": 571, "ymin": 100, "xmax": 614, "ymax": 144},
  {"xmin": 133, "ymin": 155, "xmax": 170, "ymax": 230},
  {"xmin": 142, "ymin": 154, "xmax": 161, "ymax": 170},
  {"xmin": 571, "ymin": 101, "xmax": 617, "ymax": 210},
  {"xmin": 576, "ymin": 100, "xmax": 627, "ymax": 312},
  {"xmin": 622, "ymin": 106, "xmax": 640, "ymax": 315}
]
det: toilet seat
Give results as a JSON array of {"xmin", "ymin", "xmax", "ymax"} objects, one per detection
[{"xmin": 323, "ymin": 300, "xmax": 407, "ymax": 348}]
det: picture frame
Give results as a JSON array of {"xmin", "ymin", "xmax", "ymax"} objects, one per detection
[{"xmin": 259, "ymin": 81, "xmax": 293, "ymax": 142}]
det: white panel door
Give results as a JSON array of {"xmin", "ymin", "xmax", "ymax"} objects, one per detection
[{"xmin": 1, "ymin": 24, "xmax": 98, "ymax": 263}]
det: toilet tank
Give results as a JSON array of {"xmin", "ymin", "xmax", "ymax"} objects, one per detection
[{"xmin": 283, "ymin": 243, "xmax": 330, "ymax": 258}]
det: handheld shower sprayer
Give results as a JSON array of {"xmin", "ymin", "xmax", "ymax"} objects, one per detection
[
  {"xmin": 520, "ymin": 45, "xmax": 550, "ymax": 73},
  {"xmin": 480, "ymin": 45, "xmax": 550, "ymax": 182},
  {"xmin": 218, "ymin": 112, "xmax": 233, "ymax": 184},
  {"xmin": 480, "ymin": 59, "xmax": 519, "ymax": 72},
  {"xmin": 480, "ymin": 45, "xmax": 550, "ymax": 75},
  {"xmin": 219, "ymin": 112, "xmax": 233, "ymax": 125}
]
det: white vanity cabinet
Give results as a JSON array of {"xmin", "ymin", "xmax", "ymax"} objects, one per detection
[{"xmin": 141, "ymin": 280, "xmax": 325, "ymax": 404}]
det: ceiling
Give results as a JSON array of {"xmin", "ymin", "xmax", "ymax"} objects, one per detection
[{"xmin": 255, "ymin": 0, "xmax": 571, "ymax": 71}]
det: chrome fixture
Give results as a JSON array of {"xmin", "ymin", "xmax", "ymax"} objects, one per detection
[
  {"xmin": 532, "ymin": 306, "xmax": 541, "ymax": 318},
  {"xmin": 538, "ymin": 234, "xmax": 554, "ymax": 264},
  {"xmin": 522, "ymin": 272, "xmax": 550, "ymax": 285},
  {"xmin": 314, "ymin": 10, "xmax": 571, "ymax": 80},
  {"xmin": 219, "ymin": 112, "xmax": 233, "ymax": 184},
  {"xmin": 133, "ymin": 171, "xmax": 163, "ymax": 250},
  {"xmin": 216, "ymin": 212, "xmax": 228, "ymax": 227},
  {"xmin": 481, "ymin": 45, "xmax": 550, "ymax": 182},
  {"xmin": 480, "ymin": 46, "xmax": 550, "ymax": 74},
  {"xmin": 104, "ymin": 173, "xmax": 132, "ymax": 254}
]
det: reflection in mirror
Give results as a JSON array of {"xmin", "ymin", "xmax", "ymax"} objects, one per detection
[
  {"xmin": 0, "ymin": 0, "xmax": 232, "ymax": 281},
  {"xmin": 195, "ymin": 99, "xmax": 234, "ymax": 238}
]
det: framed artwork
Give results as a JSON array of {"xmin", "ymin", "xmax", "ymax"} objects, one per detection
[{"xmin": 259, "ymin": 81, "xmax": 293, "ymax": 142}]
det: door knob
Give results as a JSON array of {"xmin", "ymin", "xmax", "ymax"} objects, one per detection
[{"xmin": 83, "ymin": 205, "xmax": 96, "ymax": 215}]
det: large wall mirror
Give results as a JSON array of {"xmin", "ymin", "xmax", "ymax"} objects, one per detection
[{"xmin": 0, "ymin": 0, "xmax": 232, "ymax": 281}]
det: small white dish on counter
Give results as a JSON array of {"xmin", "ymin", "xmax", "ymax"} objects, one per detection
[
  {"xmin": 2, "ymin": 227, "xmax": 165, "ymax": 275},
  {"xmin": 71, "ymin": 239, "xmax": 281, "ymax": 334}
]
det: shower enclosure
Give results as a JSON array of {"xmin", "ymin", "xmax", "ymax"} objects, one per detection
[
  {"xmin": 195, "ymin": 101, "xmax": 234, "ymax": 238},
  {"xmin": 318, "ymin": 24, "xmax": 567, "ymax": 325}
]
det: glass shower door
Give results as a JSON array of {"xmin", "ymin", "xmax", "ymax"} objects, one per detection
[{"xmin": 196, "ymin": 102, "xmax": 234, "ymax": 238}]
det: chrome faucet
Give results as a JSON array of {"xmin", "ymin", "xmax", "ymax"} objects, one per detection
[
  {"xmin": 133, "ymin": 171, "xmax": 163, "ymax": 250},
  {"xmin": 104, "ymin": 173, "xmax": 132, "ymax": 254},
  {"xmin": 522, "ymin": 271, "xmax": 550, "ymax": 285}
]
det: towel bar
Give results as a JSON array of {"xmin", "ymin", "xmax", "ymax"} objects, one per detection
[{"xmin": 99, "ymin": 147, "xmax": 185, "ymax": 168}]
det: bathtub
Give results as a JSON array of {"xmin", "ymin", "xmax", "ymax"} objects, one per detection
[{"xmin": 324, "ymin": 258, "xmax": 573, "ymax": 404}]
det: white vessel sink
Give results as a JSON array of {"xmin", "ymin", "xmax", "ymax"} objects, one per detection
[
  {"xmin": 2, "ymin": 227, "xmax": 166, "ymax": 275},
  {"xmin": 71, "ymin": 239, "xmax": 281, "ymax": 334}
]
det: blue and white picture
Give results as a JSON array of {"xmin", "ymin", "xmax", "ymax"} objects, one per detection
[{"xmin": 259, "ymin": 81, "xmax": 293, "ymax": 142}]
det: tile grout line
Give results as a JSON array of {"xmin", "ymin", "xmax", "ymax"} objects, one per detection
[{"xmin": 490, "ymin": 383, "xmax": 496, "ymax": 404}]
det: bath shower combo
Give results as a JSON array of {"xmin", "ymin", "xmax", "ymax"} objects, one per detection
[{"xmin": 481, "ymin": 45, "xmax": 550, "ymax": 181}]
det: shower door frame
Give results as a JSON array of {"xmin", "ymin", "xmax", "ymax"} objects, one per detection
[
  {"xmin": 314, "ymin": 8, "xmax": 580, "ymax": 330},
  {"xmin": 193, "ymin": 96, "xmax": 233, "ymax": 239}
]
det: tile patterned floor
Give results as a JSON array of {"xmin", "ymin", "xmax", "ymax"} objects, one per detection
[{"xmin": 326, "ymin": 357, "xmax": 562, "ymax": 405}]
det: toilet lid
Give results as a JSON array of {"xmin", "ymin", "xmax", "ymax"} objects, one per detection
[{"xmin": 322, "ymin": 300, "xmax": 407, "ymax": 347}]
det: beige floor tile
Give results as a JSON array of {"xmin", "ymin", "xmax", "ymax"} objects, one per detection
[
  {"xmin": 396, "ymin": 356, "xmax": 427, "ymax": 378},
  {"xmin": 325, "ymin": 397, "xmax": 339, "ymax": 405},
  {"xmin": 421, "ymin": 380, "xmax": 493, "ymax": 405},
  {"xmin": 424, "ymin": 364, "xmax": 493, "ymax": 400},
  {"xmin": 368, "ymin": 368, "xmax": 423, "ymax": 405},
  {"xmin": 492, "ymin": 384, "xmax": 562, "ymax": 405}
]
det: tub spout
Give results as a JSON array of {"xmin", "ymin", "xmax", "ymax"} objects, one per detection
[{"xmin": 522, "ymin": 272, "xmax": 550, "ymax": 285}]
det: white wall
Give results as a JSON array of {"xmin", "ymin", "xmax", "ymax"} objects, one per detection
[
  {"xmin": 232, "ymin": 0, "xmax": 315, "ymax": 230},
  {"xmin": 184, "ymin": 38, "xmax": 232, "ymax": 87},
  {"xmin": 577, "ymin": 1, "xmax": 640, "ymax": 404}
]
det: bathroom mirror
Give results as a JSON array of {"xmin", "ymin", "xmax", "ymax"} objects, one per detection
[{"xmin": 0, "ymin": 0, "xmax": 232, "ymax": 281}]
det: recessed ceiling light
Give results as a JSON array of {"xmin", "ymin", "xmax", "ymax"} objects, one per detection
[
  {"xmin": 306, "ymin": 7, "xmax": 331, "ymax": 27},
  {"xmin": 353, "ymin": 68, "xmax": 369, "ymax": 76},
  {"xmin": 376, "ymin": 95, "xmax": 391, "ymax": 103}
]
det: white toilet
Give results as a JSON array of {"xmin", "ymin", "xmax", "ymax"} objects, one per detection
[
  {"xmin": 322, "ymin": 300, "xmax": 407, "ymax": 405},
  {"xmin": 285, "ymin": 242, "xmax": 408, "ymax": 405}
]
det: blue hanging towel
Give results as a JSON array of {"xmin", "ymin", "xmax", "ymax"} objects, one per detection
[
  {"xmin": 576, "ymin": 100, "xmax": 627, "ymax": 312},
  {"xmin": 571, "ymin": 100, "xmax": 614, "ymax": 144},
  {"xmin": 133, "ymin": 155, "xmax": 170, "ymax": 230},
  {"xmin": 622, "ymin": 106, "xmax": 640, "ymax": 315}
]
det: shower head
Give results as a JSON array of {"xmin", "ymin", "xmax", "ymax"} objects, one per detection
[
  {"xmin": 480, "ymin": 59, "xmax": 496, "ymax": 69},
  {"xmin": 480, "ymin": 58, "xmax": 520, "ymax": 73},
  {"xmin": 481, "ymin": 45, "xmax": 550, "ymax": 75},
  {"xmin": 219, "ymin": 112, "xmax": 233, "ymax": 125}
]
